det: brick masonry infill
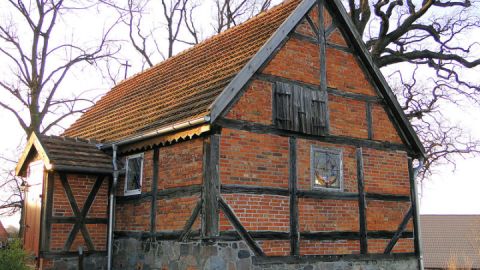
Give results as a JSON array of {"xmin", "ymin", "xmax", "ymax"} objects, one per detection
[{"xmin": 112, "ymin": 238, "xmax": 419, "ymax": 270}]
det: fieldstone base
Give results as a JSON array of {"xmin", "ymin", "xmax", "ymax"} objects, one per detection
[
  {"xmin": 113, "ymin": 238, "xmax": 419, "ymax": 270},
  {"xmin": 45, "ymin": 254, "xmax": 107, "ymax": 270}
]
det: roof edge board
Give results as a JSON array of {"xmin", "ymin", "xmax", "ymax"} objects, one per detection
[
  {"xmin": 98, "ymin": 115, "xmax": 211, "ymax": 150},
  {"xmin": 326, "ymin": 0, "xmax": 425, "ymax": 157},
  {"xmin": 209, "ymin": 0, "xmax": 317, "ymax": 122},
  {"xmin": 15, "ymin": 133, "xmax": 52, "ymax": 177}
]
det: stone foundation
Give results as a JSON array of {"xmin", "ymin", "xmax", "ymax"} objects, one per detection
[
  {"xmin": 112, "ymin": 238, "xmax": 419, "ymax": 270},
  {"xmin": 44, "ymin": 253, "xmax": 107, "ymax": 270}
]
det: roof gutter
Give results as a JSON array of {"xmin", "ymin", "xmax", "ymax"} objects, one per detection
[{"xmin": 98, "ymin": 115, "xmax": 211, "ymax": 150}]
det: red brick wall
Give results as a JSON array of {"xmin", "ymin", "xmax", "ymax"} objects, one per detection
[
  {"xmin": 262, "ymin": 37, "xmax": 320, "ymax": 85},
  {"xmin": 362, "ymin": 148, "xmax": 410, "ymax": 195},
  {"xmin": 226, "ymin": 80, "xmax": 273, "ymax": 125},
  {"xmin": 158, "ymin": 138, "xmax": 203, "ymax": 189},
  {"xmin": 220, "ymin": 194, "xmax": 290, "ymax": 232},
  {"xmin": 372, "ymin": 104, "xmax": 403, "ymax": 143},
  {"xmin": 50, "ymin": 172, "xmax": 108, "ymax": 252},
  {"xmin": 115, "ymin": 201, "xmax": 150, "ymax": 231},
  {"xmin": 156, "ymin": 196, "xmax": 201, "ymax": 231},
  {"xmin": 299, "ymin": 198, "xmax": 359, "ymax": 232},
  {"xmin": 328, "ymin": 95, "xmax": 368, "ymax": 139},
  {"xmin": 220, "ymin": 129, "xmax": 289, "ymax": 188},
  {"xmin": 300, "ymin": 240, "xmax": 359, "ymax": 255}
]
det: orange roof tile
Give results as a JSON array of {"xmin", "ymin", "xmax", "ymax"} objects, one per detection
[{"xmin": 64, "ymin": 0, "xmax": 301, "ymax": 142}]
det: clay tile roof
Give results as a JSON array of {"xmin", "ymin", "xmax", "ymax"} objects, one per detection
[
  {"xmin": 63, "ymin": 0, "xmax": 301, "ymax": 142},
  {"xmin": 421, "ymin": 215, "xmax": 480, "ymax": 269},
  {"xmin": 0, "ymin": 221, "xmax": 8, "ymax": 241},
  {"xmin": 39, "ymin": 135, "xmax": 113, "ymax": 172}
]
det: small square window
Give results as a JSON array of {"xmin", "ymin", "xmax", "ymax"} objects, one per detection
[
  {"xmin": 124, "ymin": 153, "xmax": 144, "ymax": 196},
  {"xmin": 311, "ymin": 147, "xmax": 343, "ymax": 191}
]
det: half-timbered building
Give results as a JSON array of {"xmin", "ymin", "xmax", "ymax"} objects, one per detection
[{"xmin": 16, "ymin": 0, "xmax": 425, "ymax": 269}]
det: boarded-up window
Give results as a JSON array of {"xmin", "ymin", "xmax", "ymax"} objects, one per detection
[
  {"xmin": 124, "ymin": 153, "xmax": 144, "ymax": 195},
  {"xmin": 274, "ymin": 82, "xmax": 327, "ymax": 135}
]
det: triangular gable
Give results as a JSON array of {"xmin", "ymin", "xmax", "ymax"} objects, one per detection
[
  {"xmin": 16, "ymin": 133, "xmax": 52, "ymax": 177},
  {"xmin": 209, "ymin": 0, "xmax": 425, "ymax": 157},
  {"xmin": 16, "ymin": 134, "xmax": 113, "ymax": 177}
]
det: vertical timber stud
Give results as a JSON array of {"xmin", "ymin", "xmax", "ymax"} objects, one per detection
[
  {"xmin": 408, "ymin": 158, "xmax": 423, "ymax": 269},
  {"xmin": 356, "ymin": 148, "xmax": 368, "ymax": 254},
  {"xmin": 150, "ymin": 146, "xmax": 160, "ymax": 235},
  {"xmin": 202, "ymin": 134, "xmax": 220, "ymax": 238},
  {"xmin": 289, "ymin": 137, "xmax": 299, "ymax": 256},
  {"xmin": 43, "ymin": 172, "xmax": 54, "ymax": 252},
  {"xmin": 318, "ymin": 0, "xmax": 327, "ymax": 93}
]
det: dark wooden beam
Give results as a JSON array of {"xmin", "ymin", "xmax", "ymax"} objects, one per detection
[
  {"xmin": 253, "ymin": 253, "xmax": 417, "ymax": 265},
  {"xmin": 216, "ymin": 118, "xmax": 410, "ymax": 154},
  {"xmin": 218, "ymin": 197, "xmax": 265, "ymax": 256},
  {"xmin": 318, "ymin": 0, "xmax": 327, "ymax": 94},
  {"xmin": 356, "ymin": 148, "xmax": 368, "ymax": 254},
  {"xmin": 298, "ymin": 190, "xmax": 358, "ymax": 200},
  {"xmin": 366, "ymin": 193, "xmax": 410, "ymax": 202},
  {"xmin": 150, "ymin": 147, "xmax": 160, "ymax": 234},
  {"xmin": 179, "ymin": 200, "xmax": 202, "ymax": 241},
  {"xmin": 255, "ymin": 74, "xmax": 382, "ymax": 103},
  {"xmin": 289, "ymin": 137, "xmax": 299, "ymax": 256},
  {"xmin": 384, "ymin": 206, "xmax": 413, "ymax": 254},
  {"xmin": 305, "ymin": 14, "xmax": 320, "ymax": 38},
  {"xmin": 41, "ymin": 251, "xmax": 107, "ymax": 259},
  {"xmin": 221, "ymin": 185, "xmax": 289, "ymax": 196},
  {"xmin": 202, "ymin": 134, "xmax": 220, "ymax": 238},
  {"xmin": 326, "ymin": 42, "xmax": 352, "ymax": 53},
  {"xmin": 49, "ymin": 217, "xmax": 108, "ymax": 224},
  {"xmin": 59, "ymin": 173, "xmax": 104, "ymax": 252},
  {"xmin": 221, "ymin": 184, "xmax": 409, "ymax": 202},
  {"xmin": 290, "ymin": 32, "xmax": 319, "ymax": 44},
  {"xmin": 43, "ymin": 173, "xmax": 54, "ymax": 252},
  {"xmin": 116, "ymin": 185, "xmax": 202, "ymax": 204},
  {"xmin": 408, "ymin": 158, "xmax": 423, "ymax": 258}
]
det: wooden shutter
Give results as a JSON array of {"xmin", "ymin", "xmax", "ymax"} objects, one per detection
[
  {"xmin": 274, "ymin": 82, "xmax": 293, "ymax": 130},
  {"xmin": 310, "ymin": 90, "xmax": 327, "ymax": 135},
  {"xmin": 274, "ymin": 82, "xmax": 327, "ymax": 135}
]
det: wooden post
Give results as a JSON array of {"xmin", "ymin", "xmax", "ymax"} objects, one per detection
[
  {"xmin": 150, "ymin": 147, "xmax": 160, "ymax": 234},
  {"xmin": 408, "ymin": 158, "xmax": 423, "ymax": 269},
  {"xmin": 289, "ymin": 137, "xmax": 299, "ymax": 256},
  {"xmin": 202, "ymin": 134, "xmax": 220, "ymax": 238},
  {"xmin": 42, "ymin": 172, "xmax": 54, "ymax": 253},
  {"xmin": 356, "ymin": 148, "xmax": 368, "ymax": 254}
]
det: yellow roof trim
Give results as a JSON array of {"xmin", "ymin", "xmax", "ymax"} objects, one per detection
[{"xmin": 15, "ymin": 133, "xmax": 52, "ymax": 177}]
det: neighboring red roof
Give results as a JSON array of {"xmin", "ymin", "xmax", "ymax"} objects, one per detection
[
  {"xmin": 64, "ymin": 0, "xmax": 300, "ymax": 142},
  {"xmin": 421, "ymin": 215, "xmax": 480, "ymax": 269},
  {"xmin": 0, "ymin": 221, "xmax": 8, "ymax": 241}
]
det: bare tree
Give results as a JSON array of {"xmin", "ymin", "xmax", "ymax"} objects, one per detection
[
  {"xmin": 0, "ymin": 0, "xmax": 119, "ymax": 233},
  {"xmin": 347, "ymin": 0, "xmax": 480, "ymax": 179},
  {"xmin": 213, "ymin": 0, "xmax": 272, "ymax": 33},
  {"xmin": 0, "ymin": 0, "xmax": 119, "ymax": 136},
  {"xmin": 103, "ymin": 0, "xmax": 201, "ymax": 69}
]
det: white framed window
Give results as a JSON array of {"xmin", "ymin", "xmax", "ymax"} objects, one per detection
[
  {"xmin": 124, "ymin": 153, "xmax": 144, "ymax": 196},
  {"xmin": 311, "ymin": 146, "xmax": 343, "ymax": 191}
]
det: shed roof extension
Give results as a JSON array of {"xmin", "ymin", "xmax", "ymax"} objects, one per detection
[{"xmin": 15, "ymin": 133, "xmax": 113, "ymax": 176}]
